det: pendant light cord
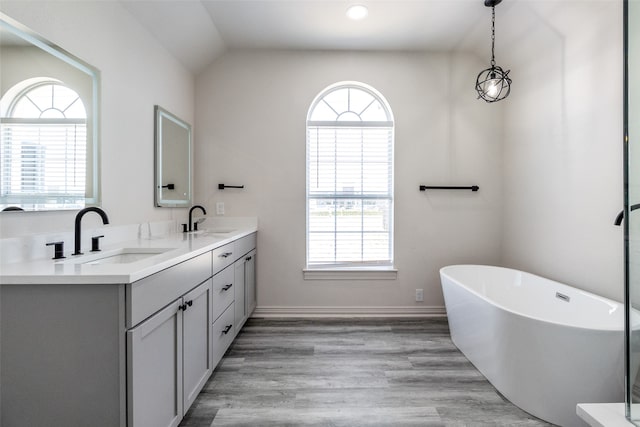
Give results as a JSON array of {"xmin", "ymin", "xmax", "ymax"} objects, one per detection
[{"xmin": 491, "ymin": 5, "xmax": 496, "ymax": 67}]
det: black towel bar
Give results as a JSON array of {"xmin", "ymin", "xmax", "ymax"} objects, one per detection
[
  {"xmin": 218, "ymin": 184, "xmax": 245, "ymax": 190},
  {"xmin": 419, "ymin": 185, "xmax": 479, "ymax": 192}
]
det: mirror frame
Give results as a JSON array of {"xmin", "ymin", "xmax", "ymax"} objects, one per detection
[
  {"xmin": 0, "ymin": 12, "xmax": 101, "ymax": 211},
  {"xmin": 154, "ymin": 105, "xmax": 192, "ymax": 207}
]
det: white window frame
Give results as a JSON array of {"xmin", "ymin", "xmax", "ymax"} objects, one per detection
[{"xmin": 304, "ymin": 81, "xmax": 396, "ymax": 280}]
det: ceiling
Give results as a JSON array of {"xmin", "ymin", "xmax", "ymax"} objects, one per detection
[{"xmin": 119, "ymin": 0, "xmax": 501, "ymax": 75}]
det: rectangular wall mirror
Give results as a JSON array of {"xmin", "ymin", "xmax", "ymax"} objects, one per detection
[
  {"xmin": 154, "ymin": 105, "xmax": 191, "ymax": 207},
  {"xmin": 0, "ymin": 13, "xmax": 100, "ymax": 212}
]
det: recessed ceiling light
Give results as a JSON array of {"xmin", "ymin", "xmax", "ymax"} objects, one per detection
[{"xmin": 346, "ymin": 4, "xmax": 368, "ymax": 21}]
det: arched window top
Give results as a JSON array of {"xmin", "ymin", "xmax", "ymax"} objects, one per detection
[
  {"xmin": 1, "ymin": 78, "xmax": 88, "ymax": 210},
  {"xmin": 307, "ymin": 81, "xmax": 393, "ymax": 124},
  {"xmin": 6, "ymin": 80, "xmax": 86, "ymax": 120}
]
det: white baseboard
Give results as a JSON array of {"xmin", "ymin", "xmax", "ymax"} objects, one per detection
[{"xmin": 251, "ymin": 305, "xmax": 446, "ymax": 318}]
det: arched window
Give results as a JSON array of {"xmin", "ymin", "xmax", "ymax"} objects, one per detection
[
  {"xmin": 0, "ymin": 80, "xmax": 87, "ymax": 210},
  {"xmin": 306, "ymin": 82, "xmax": 394, "ymax": 269}
]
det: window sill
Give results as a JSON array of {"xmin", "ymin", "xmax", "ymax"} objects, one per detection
[{"xmin": 303, "ymin": 268, "xmax": 398, "ymax": 280}]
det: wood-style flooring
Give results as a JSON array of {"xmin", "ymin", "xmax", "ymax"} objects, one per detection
[{"xmin": 179, "ymin": 318, "xmax": 553, "ymax": 426}]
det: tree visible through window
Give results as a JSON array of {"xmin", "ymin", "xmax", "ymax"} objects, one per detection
[
  {"xmin": 0, "ymin": 81, "xmax": 87, "ymax": 210},
  {"xmin": 306, "ymin": 82, "xmax": 394, "ymax": 268}
]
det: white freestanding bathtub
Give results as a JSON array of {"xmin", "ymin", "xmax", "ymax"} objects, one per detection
[{"xmin": 440, "ymin": 265, "xmax": 624, "ymax": 427}]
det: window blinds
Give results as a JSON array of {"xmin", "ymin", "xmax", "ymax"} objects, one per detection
[
  {"xmin": 1, "ymin": 120, "xmax": 87, "ymax": 209},
  {"xmin": 307, "ymin": 123, "xmax": 393, "ymax": 267}
]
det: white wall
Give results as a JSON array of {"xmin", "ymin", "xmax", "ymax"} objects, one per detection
[
  {"xmin": 499, "ymin": 1, "xmax": 624, "ymax": 301},
  {"xmin": 0, "ymin": 1, "xmax": 194, "ymax": 237},
  {"xmin": 195, "ymin": 50, "xmax": 503, "ymax": 311}
]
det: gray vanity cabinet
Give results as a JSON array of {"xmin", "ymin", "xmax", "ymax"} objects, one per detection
[{"xmin": 0, "ymin": 231, "xmax": 256, "ymax": 427}]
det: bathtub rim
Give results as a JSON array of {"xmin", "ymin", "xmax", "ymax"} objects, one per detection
[{"xmin": 440, "ymin": 264, "xmax": 623, "ymax": 333}]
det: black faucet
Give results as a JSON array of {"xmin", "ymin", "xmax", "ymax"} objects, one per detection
[
  {"xmin": 188, "ymin": 205, "xmax": 207, "ymax": 232},
  {"xmin": 615, "ymin": 203, "xmax": 640, "ymax": 225},
  {"xmin": 73, "ymin": 207, "xmax": 110, "ymax": 255}
]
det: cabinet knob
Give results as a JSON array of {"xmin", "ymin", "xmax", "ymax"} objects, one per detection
[
  {"xmin": 222, "ymin": 324, "xmax": 233, "ymax": 334},
  {"xmin": 222, "ymin": 284, "xmax": 233, "ymax": 291}
]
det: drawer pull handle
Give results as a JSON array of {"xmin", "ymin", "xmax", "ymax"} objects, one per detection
[
  {"xmin": 222, "ymin": 284, "xmax": 233, "ymax": 291},
  {"xmin": 246, "ymin": 256, "xmax": 252, "ymax": 261},
  {"xmin": 178, "ymin": 304, "xmax": 188, "ymax": 311},
  {"xmin": 186, "ymin": 300, "xmax": 193, "ymax": 307},
  {"xmin": 219, "ymin": 252, "xmax": 233, "ymax": 258},
  {"xmin": 222, "ymin": 324, "xmax": 233, "ymax": 334}
]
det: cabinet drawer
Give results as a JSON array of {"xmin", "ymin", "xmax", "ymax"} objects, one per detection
[
  {"xmin": 127, "ymin": 251, "xmax": 212, "ymax": 329},
  {"xmin": 212, "ymin": 265, "xmax": 234, "ymax": 322},
  {"xmin": 212, "ymin": 302, "xmax": 235, "ymax": 369},
  {"xmin": 212, "ymin": 243, "xmax": 235, "ymax": 273},
  {"xmin": 235, "ymin": 233, "xmax": 256, "ymax": 258}
]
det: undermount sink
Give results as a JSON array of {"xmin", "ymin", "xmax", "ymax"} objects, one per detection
[{"xmin": 60, "ymin": 247, "xmax": 175, "ymax": 265}]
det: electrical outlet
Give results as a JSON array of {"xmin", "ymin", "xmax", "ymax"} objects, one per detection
[
  {"xmin": 216, "ymin": 202, "xmax": 225, "ymax": 215},
  {"xmin": 415, "ymin": 289, "xmax": 424, "ymax": 302}
]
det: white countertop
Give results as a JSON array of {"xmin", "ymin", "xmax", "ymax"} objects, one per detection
[
  {"xmin": 577, "ymin": 403, "xmax": 636, "ymax": 427},
  {"xmin": 0, "ymin": 225, "xmax": 257, "ymax": 285}
]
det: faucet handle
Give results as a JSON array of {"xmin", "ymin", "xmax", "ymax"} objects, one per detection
[
  {"xmin": 46, "ymin": 241, "xmax": 66, "ymax": 260},
  {"xmin": 91, "ymin": 235, "xmax": 105, "ymax": 252}
]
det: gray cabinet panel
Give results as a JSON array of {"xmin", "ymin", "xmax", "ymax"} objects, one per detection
[
  {"xmin": 183, "ymin": 279, "xmax": 213, "ymax": 410},
  {"xmin": 234, "ymin": 258, "xmax": 246, "ymax": 333},
  {"xmin": 233, "ymin": 247, "xmax": 256, "ymax": 335},
  {"xmin": 246, "ymin": 250, "xmax": 256, "ymax": 315},
  {"xmin": 0, "ymin": 284, "xmax": 126, "ymax": 427},
  {"xmin": 127, "ymin": 299, "xmax": 183, "ymax": 427}
]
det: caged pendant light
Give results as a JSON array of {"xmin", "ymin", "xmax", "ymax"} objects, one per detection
[{"xmin": 475, "ymin": 0, "xmax": 511, "ymax": 102}]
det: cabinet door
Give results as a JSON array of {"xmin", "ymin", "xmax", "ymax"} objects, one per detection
[
  {"xmin": 182, "ymin": 279, "xmax": 213, "ymax": 411},
  {"xmin": 245, "ymin": 250, "xmax": 256, "ymax": 316},
  {"xmin": 127, "ymin": 300, "xmax": 183, "ymax": 427},
  {"xmin": 234, "ymin": 258, "xmax": 246, "ymax": 333}
]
